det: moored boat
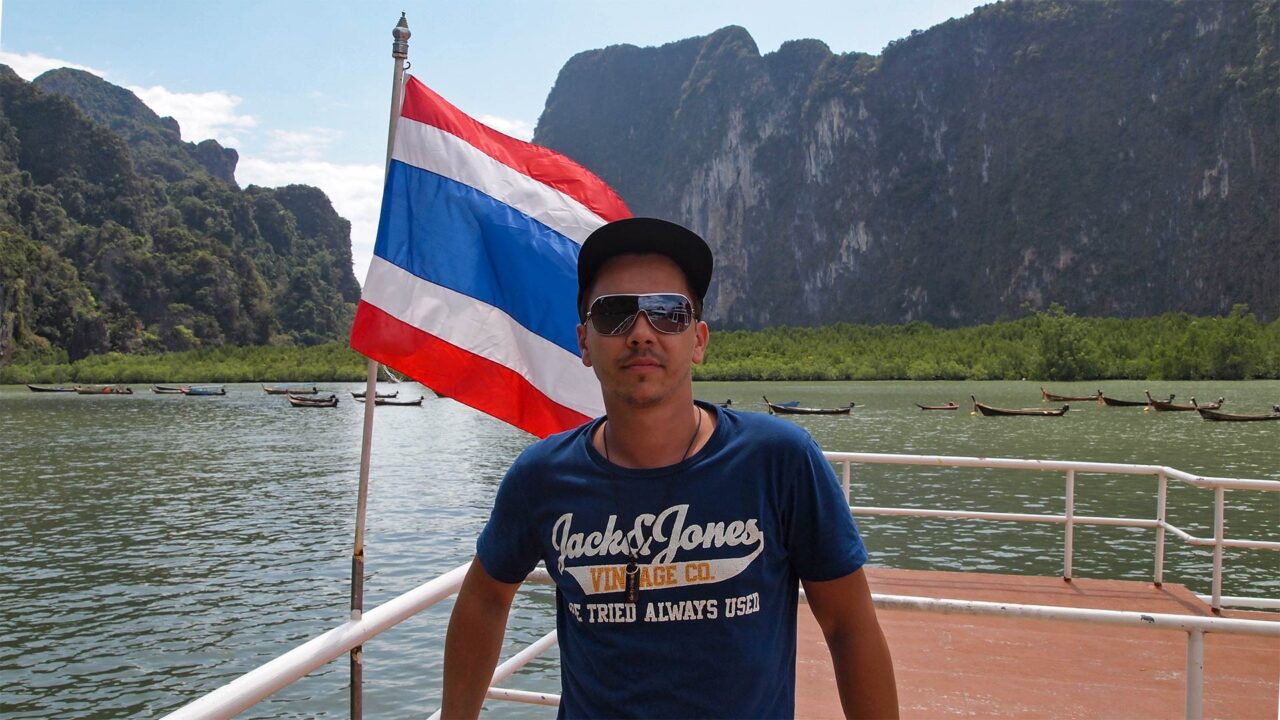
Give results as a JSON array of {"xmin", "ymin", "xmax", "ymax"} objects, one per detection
[
  {"xmin": 1098, "ymin": 390, "xmax": 1166, "ymax": 407},
  {"xmin": 1040, "ymin": 387, "xmax": 1099, "ymax": 402},
  {"xmin": 373, "ymin": 392, "xmax": 424, "ymax": 404},
  {"xmin": 351, "ymin": 390, "xmax": 399, "ymax": 399},
  {"xmin": 915, "ymin": 401, "xmax": 959, "ymax": 410},
  {"xmin": 1195, "ymin": 405, "xmax": 1280, "ymax": 422},
  {"xmin": 355, "ymin": 395, "xmax": 423, "ymax": 406},
  {"xmin": 183, "ymin": 385, "xmax": 227, "ymax": 396},
  {"xmin": 26, "ymin": 384, "xmax": 75, "ymax": 392},
  {"xmin": 762, "ymin": 396, "xmax": 854, "ymax": 415},
  {"xmin": 75, "ymin": 385, "xmax": 133, "ymax": 395},
  {"xmin": 972, "ymin": 396, "xmax": 1068, "ymax": 417},
  {"xmin": 1146, "ymin": 391, "xmax": 1223, "ymax": 412},
  {"xmin": 153, "ymin": 384, "xmax": 186, "ymax": 394},
  {"xmin": 287, "ymin": 393, "xmax": 338, "ymax": 408},
  {"xmin": 264, "ymin": 384, "xmax": 319, "ymax": 395}
]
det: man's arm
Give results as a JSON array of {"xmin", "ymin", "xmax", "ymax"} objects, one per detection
[
  {"xmin": 801, "ymin": 567, "xmax": 899, "ymax": 719},
  {"xmin": 441, "ymin": 556, "xmax": 523, "ymax": 719}
]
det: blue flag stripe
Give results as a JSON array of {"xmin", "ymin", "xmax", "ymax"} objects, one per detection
[{"xmin": 373, "ymin": 160, "xmax": 583, "ymax": 356}]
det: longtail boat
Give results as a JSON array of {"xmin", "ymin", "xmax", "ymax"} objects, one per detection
[
  {"xmin": 915, "ymin": 402, "xmax": 959, "ymax": 411},
  {"xmin": 183, "ymin": 386, "xmax": 227, "ymax": 396},
  {"xmin": 287, "ymin": 393, "xmax": 337, "ymax": 408},
  {"xmin": 1196, "ymin": 405, "xmax": 1280, "ymax": 422},
  {"xmin": 153, "ymin": 385, "xmax": 186, "ymax": 394},
  {"xmin": 1040, "ymin": 387, "xmax": 1099, "ymax": 402},
  {"xmin": 351, "ymin": 390, "xmax": 399, "ymax": 399},
  {"xmin": 762, "ymin": 396, "xmax": 854, "ymax": 415},
  {"xmin": 264, "ymin": 385, "xmax": 318, "ymax": 395},
  {"xmin": 75, "ymin": 385, "xmax": 133, "ymax": 395},
  {"xmin": 355, "ymin": 395, "xmax": 423, "ymax": 407},
  {"xmin": 972, "ymin": 396, "xmax": 1068, "ymax": 417},
  {"xmin": 1146, "ymin": 391, "xmax": 1222, "ymax": 412},
  {"xmin": 1098, "ymin": 390, "xmax": 1166, "ymax": 407},
  {"xmin": 26, "ymin": 384, "xmax": 75, "ymax": 392}
]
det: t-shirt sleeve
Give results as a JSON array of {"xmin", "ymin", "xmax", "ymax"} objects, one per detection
[
  {"xmin": 783, "ymin": 436, "xmax": 868, "ymax": 581},
  {"xmin": 475, "ymin": 455, "xmax": 542, "ymax": 584}
]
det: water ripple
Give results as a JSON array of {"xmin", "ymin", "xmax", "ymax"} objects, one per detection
[{"xmin": 1, "ymin": 380, "xmax": 1275, "ymax": 717}]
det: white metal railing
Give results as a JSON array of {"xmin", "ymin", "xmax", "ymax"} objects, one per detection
[
  {"xmin": 165, "ymin": 454, "xmax": 1278, "ymax": 720},
  {"xmin": 825, "ymin": 452, "xmax": 1280, "ymax": 612}
]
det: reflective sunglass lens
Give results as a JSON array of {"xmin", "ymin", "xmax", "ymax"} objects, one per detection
[{"xmin": 588, "ymin": 294, "xmax": 694, "ymax": 335}]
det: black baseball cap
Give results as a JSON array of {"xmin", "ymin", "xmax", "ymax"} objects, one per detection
[{"xmin": 576, "ymin": 217, "xmax": 713, "ymax": 319}]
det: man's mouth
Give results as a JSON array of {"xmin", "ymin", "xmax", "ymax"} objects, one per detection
[{"xmin": 622, "ymin": 355, "xmax": 663, "ymax": 370}]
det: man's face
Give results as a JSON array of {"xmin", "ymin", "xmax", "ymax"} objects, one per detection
[{"xmin": 577, "ymin": 253, "xmax": 709, "ymax": 410}]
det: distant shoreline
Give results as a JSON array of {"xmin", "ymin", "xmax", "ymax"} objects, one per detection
[{"xmin": 3, "ymin": 308, "xmax": 1277, "ymax": 384}]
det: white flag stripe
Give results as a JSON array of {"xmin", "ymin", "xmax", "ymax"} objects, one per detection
[
  {"xmin": 392, "ymin": 118, "xmax": 606, "ymax": 246},
  {"xmin": 362, "ymin": 256, "xmax": 605, "ymax": 418}
]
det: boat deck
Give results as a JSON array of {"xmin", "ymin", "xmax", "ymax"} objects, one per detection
[{"xmin": 796, "ymin": 568, "xmax": 1279, "ymax": 719}]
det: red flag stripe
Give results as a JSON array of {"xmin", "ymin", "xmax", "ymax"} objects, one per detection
[
  {"xmin": 398, "ymin": 76, "xmax": 630, "ymax": 224},
  {"xmin": 351, "ymin": 301, "xmax": 591, "ymax": 439}
]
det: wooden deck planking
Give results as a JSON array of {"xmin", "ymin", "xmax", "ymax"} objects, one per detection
[{"xmin": 795, "ymin": 568, "xmax": 1279, "ymax": 719}]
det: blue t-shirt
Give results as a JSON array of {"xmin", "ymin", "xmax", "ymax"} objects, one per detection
[{"xmin": 477, "ymin": 402, "xmax": 867, "ymax": 719}]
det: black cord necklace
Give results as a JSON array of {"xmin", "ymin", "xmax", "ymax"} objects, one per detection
[{"xmin": 602, "ymin": 405, "xmax": 703, "ymax": 605}]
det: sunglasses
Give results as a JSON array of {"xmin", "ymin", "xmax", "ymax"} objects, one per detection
[{"xmin": 586, "ymin": 293, "xmax": 697, "ymax": 335}]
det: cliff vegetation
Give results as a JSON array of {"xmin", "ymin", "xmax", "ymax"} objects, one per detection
[{"xmin": 0, "ymin": 67, "xmax": 359, "ymax": 366}]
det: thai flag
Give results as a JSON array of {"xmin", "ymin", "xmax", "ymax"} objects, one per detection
[{"xmin": 350, "ymin": 76, "xmax": 629, "ymax": 437}]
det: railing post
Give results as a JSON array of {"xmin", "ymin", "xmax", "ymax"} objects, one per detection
[
  {"xmin": 1063, "ymin": 470, "xmax": 1075, "ymax": 582},
  {"xmin": 1184, "ymin": 629, "xmax": 1204, "ymax": 720},
  {"xmin": 842, "ymin": 461, "xmax": 852, "ymax": 510},
  {"xmin": 1211, "ymin": 487, "xmax": 1224, "ymax": 613},
  {"xmin": 1154, "ymin": 471, "xmax": 1168, "ymax": 587}
]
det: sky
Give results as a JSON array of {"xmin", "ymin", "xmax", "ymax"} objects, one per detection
[{"xmin": 0, "ymin": 0, "xmax": 987, "ymax": 284}]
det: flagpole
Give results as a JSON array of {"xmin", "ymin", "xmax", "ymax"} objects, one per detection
[{"xmin": 350, "ymin": 12, "xmax": 410, "ymax": 719}]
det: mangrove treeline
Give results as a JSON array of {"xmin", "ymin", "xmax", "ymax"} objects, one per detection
[{"xmin": 3, "ymin": 306, "xmax": 1276, "ymax": 385}]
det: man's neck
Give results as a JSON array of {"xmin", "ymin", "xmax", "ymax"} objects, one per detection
[{"xmin": 597, "ymin": 396, "xmax": 708, "ymax": 470}]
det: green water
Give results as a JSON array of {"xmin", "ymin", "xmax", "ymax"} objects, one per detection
[{"xmin": 1, "ymin": 380, "xmax": 1275, "ymax": 717}]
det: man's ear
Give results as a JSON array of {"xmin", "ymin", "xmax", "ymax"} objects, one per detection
[
  {"xmin": 577, "ymin": 323, "xmax": 592, "ymax": 367},
  {"xmin": 691, "ymin": 320, "xmax": 709, "ymax": 365}
]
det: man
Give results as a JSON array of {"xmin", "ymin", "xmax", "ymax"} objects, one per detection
[{"xmin": 443, "ymin": 217, "xmax": 897, "ymax": 718}]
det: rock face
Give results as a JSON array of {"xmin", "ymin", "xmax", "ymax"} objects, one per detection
[
  {"xmin": 534, "ymin": 1, "xmax": 1278, "ymax": 327},
  {"xmin": 33, "ymin": 68, "xmax": 241, "ymax": 186},
  {"xmin": 0, "ymin": 67, "xmax": 359, "ymax": 363}
]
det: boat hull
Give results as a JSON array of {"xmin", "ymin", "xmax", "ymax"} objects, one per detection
[
  {"xmin": 1100, "ymin": 395, "xmax": 1152, "ymax": 407},
  {"xmin": 1040, "ymin": 387, "xmax": 1099, "ymax": 402},
  {"xmin": 287, "ymin": 393, "xmax": 337, "ymax": 407},
  {"xmin": 264, "ymin": 385, "xmax": 318, "ymax": 395},
  {"xmin": 973, "ymin": 397, "xmax": 1068, "ymax": 416},
  {"xmin": 1196, "ymin": 407, "xmax": 1280, "ymax": 422},
  {"xmin": 763, "ymin": 396, "xmax": 853, "ymax": 415}
]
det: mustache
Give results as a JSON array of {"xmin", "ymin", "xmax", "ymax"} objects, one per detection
[{"xmin": 620, "ymin": 349, "xmax": 665, "ymax": 365}]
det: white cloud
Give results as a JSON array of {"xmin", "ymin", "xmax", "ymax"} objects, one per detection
[
  {"xmin": 0, "ymin": 50, "xmax": 104, "ymax": 80},
  {"xmin": 477, "ymin": 114, "xmax": 535, "ymax": 141},
  {"xmin": 237, "ymin": 157, "xmax": 385, "ymax": 284},
  {"xmin": 0, "ymin": 49, "xmax": 258, "ymax": 146},
  {"xmin": 263, "ymin": 127, "xmax": 343, "ymax": 161},
  {"xmin": 126, "ymin": 84, "xmax": 257, "ymax": 146},
  {"xmin": 0, "ymin": 49, "xmax": 374, "ymax": 282}
]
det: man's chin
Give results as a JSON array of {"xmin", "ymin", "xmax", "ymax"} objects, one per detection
[{"xmin": 615, "ymin": 386, "xmax": 667, "ymax": 409}]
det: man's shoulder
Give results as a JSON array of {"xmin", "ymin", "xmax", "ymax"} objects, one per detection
[
  {"xmin": 511, "ymin": 420, "xmax": 594, "ymax": 470},
  {"xmin": 719, "ymin": 406, "xmax": 820, "ymax": 453}
]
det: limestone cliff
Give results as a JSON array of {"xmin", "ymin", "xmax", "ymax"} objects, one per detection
[{"xmin": 535, "ymin": 1, "xmax": 1278, "ymax": 327}]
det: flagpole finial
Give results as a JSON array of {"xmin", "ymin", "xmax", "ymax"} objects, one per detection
[{"xmin": 392, "ymin": 12, "xmax": 410, "ymax": 60}]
